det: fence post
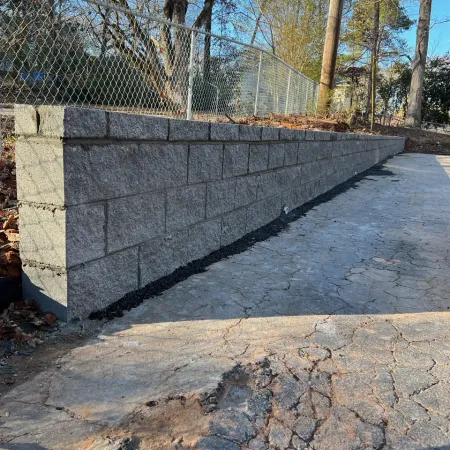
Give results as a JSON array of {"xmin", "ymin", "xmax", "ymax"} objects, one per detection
[
  {"xmin": 285, "ymin": 69, "xmax": 291, "ymax": 115},
  {"xmin": 304, "ymin": 84, "xmax": 309, "ymax": 115},
  {"xmin": 186, "ymin": 30, "xmax": 196, "ymax": 120},
  {"xmin": 254, "ymin": 51, "xmax": 262, "ymax": 116}
]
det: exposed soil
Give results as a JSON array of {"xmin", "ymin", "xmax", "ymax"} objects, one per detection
[
  {"xmin": 233, "ymin": 113, "xmax": 450, "ymax": 156},
  {"xmin": 356, "ymin": 123, "xmax": 450, "ymax": 156},
  {"xmin": 0, "ymin": 302, "xmax": 103, "ymax": 396},
  {"xmin": 228, "ymin": 113, "xmax": 351, "ymax": 133}
]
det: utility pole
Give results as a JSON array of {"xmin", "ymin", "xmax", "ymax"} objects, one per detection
[
  {"xmin": 370, "ymin": 0, "xmax": 380, "ymax": 130},
  {"xmin": 405, "ymin": 0, "xmax": 432, "ymax": 127},
  {"xmin": 317, "ymin": 0, "xmax": 345, "ymax": 116}
]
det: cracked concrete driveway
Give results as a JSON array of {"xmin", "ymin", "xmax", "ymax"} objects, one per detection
[{"xmin": 2, "ymin": 152, "xmax": 450, "ymax": 450}]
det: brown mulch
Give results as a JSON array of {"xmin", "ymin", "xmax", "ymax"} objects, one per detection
[
  {"xmin": 359, "ymin": 124, "xmax": 450, "ymax": 156},
  {"xmin": 232, "ymin": 113, "xmax": 450, "ymax": 156},
  {"xmin": 226, "ymin": 113, "xmax": 351, "ymax": 133}
]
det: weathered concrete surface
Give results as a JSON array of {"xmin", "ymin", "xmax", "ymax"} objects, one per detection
[{"xmin": 2, "ymin": 153, "xmax": 450, "ymax": 449}]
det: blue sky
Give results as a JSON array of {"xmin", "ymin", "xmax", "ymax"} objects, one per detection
[{"xmin": 401, "ymin": 0, "xmax": 450, "ymax": 56}]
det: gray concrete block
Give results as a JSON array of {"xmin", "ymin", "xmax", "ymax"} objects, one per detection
[
  {"xmin": 140, "ymin": 143, "xmax": 188, "ymax": 190},
  {"xmin": 277, "ymin": 167, "xmax": 300, "ymax": 192},
  {"xmin": 235, "ymin": 176, "xmax": 258, "ymax": 208},
  {"xmin": 37, "ymin": 106, "xmax": 107, "ymax": 138},
  {"xmin": 329, "ymin": 132, "xmax": 338, "ymax": 141},
  {"xmin": 109, "ymin": 112, "xmax": 168, "ymax": 140},
  {"xmin": 18, "ymin": 202, "xmax": 105, "ymax": 271},
  {"xmin": 239, "ymin": 125, "xmax": 261, "ymax": 141},
  {"xmin": 166, "ymin": 184, "xmax": 206, "ymax": 231},
  {"xmin": 302, "ymin": 179, "xmax": 321, "ymax": 202},
  {"xmin": 210, "ymin": 123, "xmax": 239, "ymax": 141},
  {"xmin": 139, "ymin": 230, "xmax": 188, "ymax": 287},
  {"xmin": 262, "ymin": 127, "xmax": 280, "ymax": 140},
  {"xmin": 282, "ymin": 188, "xmax": 302, "ymax": 211},
  {"xmin": 315, "ymin": 141, "xmax": 333, "ymax": 160},
  {"xmin": 331, "ymin": 141, "xmax": 350, "ymax": 157},
  {"xmin": 189, "ymin": 144, "xmax": 223, "ymax": 183},
  {"xmin": 314, "ymin": 131, "xmax": 331, "ymax": 141},
  {"xmin": 223, "ymin": 144, "xmax": 249, "ymax": 178},
  {"xmin": 305, "ymin": 130, "xmax": 315, "ymax": 140},
  {"xmin": 268, "ymin": 143, "xmax": 285, "ymax": 169},
  {"xmin": 19, "ymin": 204, "xmax": 66, "ymax": 267},
  {"xmin": 107, "ymin": 192, "xmax": 165, "ymax": 253},
  {"xmin": 257, "ymin": 172, "xmax": 279, "ymax": 200},
  {"xmin": 221, "ymin": 208, "xmax": 247, "ymax": 247},
  {"xmin": 64, "ymin": 143, "xmax": 142, "ymax": 205},
  {"xmin": 280, "ymin": 128, "xmax": 305, "ymax": 141},
  {"xmin": 297, "ymin": 142, "xmax": 315, "ymax": 164},
  {"xmin": 15, "ymin": 105, "xmax": 38, "ymax": 136},
  {"xmin": 68, "ymin": 247, "xmax": 138, "ymax": 319},
  {"xmin": 301, "ymin": 161, "xmax": 321, "ymax": 184},
  {"xmin": 22, "ymin": 264, "xmax": 68, "ymax": 320},
  {"xmin": 284, "ymin": 142, "xmax": 298, "ymax": 166},
  {"xmin": 66, "ymin": 203, "xmax": 107, "ymax": 267},
  {"xmin": 188, "ymin": 218, "xmax": 221, "ymax": 261},
  {"xmin": 305, "ymin": 141, "xmax": 323, "ymax": 161},
  {"xmin": 246, "ymin": 196, "xmax": 282, "ymax": 232},
  {"xmin": 206, "ymin": 179, "xmax": 236, "ymax": 218},
  {"xmin": 341, "ymin": 140, "xmax": 362, "ymax": 155},
  {"xmin": 16, "ymin": 137, "xmax": 65, "ymax": 205},
  {"xmin": 249, "ymin": 143, "xmax": 269, "ymax": 173},
  {"xmin": 169, "ymin": 119, "xmax": 209, "ymax": 141}
]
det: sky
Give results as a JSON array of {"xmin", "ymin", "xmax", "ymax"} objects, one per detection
[{"xmin": 401, "ymin": 0, "xmax": 450, "ymax": 57}]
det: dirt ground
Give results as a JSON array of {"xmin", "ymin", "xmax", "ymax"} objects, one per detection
[{"xmin": 357, "ymin": 123, "xmax": 450, "ymax": 156}]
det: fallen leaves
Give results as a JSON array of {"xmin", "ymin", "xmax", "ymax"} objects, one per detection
[
  {"xmin": 221, "ymin": 113, "xmax": 351, "ymax": 133},
  {"xmin": 1, "ymin": 117, "xmax": 21, "ymax": 285},
  {"xmin": 0, "ymin": 300, "xmax": 58, "ymax": 347},
  {"xmin": 0, "ymin": 214, "xmax": 20, "ymax": 279}
]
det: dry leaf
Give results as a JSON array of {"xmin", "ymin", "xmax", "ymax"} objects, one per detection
[
  {"xmin": 3, "ymin": 214, "xmax": 15, "ymax": 230},
  {"xmin": 43, "ymin": 312, "xmax": 57, "ymax": 325},
  {"xmin": 5, "ymin": 229, "xmax": 19, "ymax": 242}
]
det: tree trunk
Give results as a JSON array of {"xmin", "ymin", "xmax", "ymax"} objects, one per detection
[
  {"xmin": 317, "ymin": 0, "xmax": 344, "ymax": 116},
  {"xmin": 366, "ymin": 63, "xmax": 372, "ymax": 118},
  {"xmin": 250, "ymin": 12, "xmax": 262, "ymax": 46},
  {"xmin": 405, "ymin": 0, "xmax": 432, "ymax": 127},
  {"xmin": 203, "ymin": 0, "xmax": 212, "ymax": 83}
]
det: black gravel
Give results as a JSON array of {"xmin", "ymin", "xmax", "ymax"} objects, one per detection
[{"xmin": 89, "ymin": 158, "xmax": 396, "ymax": 321}]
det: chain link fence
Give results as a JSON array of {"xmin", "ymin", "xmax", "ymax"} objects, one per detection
[{"xmin": 0, "ymin": 0, "xmax": 318, "ymax": 120}]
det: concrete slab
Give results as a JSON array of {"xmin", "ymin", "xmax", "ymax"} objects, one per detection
[{"xmin": 2, "ymin": 153, "xmax": 450, "ymax": 449}]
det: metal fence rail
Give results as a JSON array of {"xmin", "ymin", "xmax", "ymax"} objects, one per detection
[{"xmin": 0, "ymin": 0, "xmax": 319, "ymax": 120}]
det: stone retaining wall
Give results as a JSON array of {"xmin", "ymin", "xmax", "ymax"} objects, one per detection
[{"xmin": 15, "ymin": 106, "xmax": 405, "ymax": 320}]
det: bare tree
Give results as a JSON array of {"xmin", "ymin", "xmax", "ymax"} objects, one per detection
[
  {"xmin": 405, "ymin": 0, "xmax": 432, "ymax": 127},
  {"xmin": 99, "ymin": 0, "xmax": 214, "ymax": 112}
]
